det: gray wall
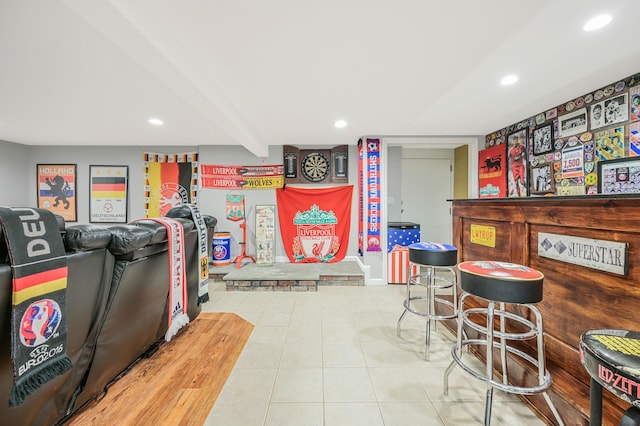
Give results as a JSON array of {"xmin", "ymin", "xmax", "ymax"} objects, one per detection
[
  {"xmin": 12, "ymin": 143, "xmax": 359, "ymax": 261},
  {"xmin": 0, "ymin": 140, "xmax": 30, "ymax": 206}
]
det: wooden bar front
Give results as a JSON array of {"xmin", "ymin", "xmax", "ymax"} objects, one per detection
[{"xmin": 450, "ymin": 196, "xmax": 640, "ymax": 426}]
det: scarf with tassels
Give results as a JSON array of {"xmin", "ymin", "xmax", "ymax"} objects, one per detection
[
  {"xmin": 183, "ymin": 204, "xmax": 209, "ymax": 304},
  {"xmin": 146, "ymin": 217, "xmax": 189, "ymax": 342},
  {"xmin": 0, "ymin": 207, "xmax": 72, "ymax": 407}
]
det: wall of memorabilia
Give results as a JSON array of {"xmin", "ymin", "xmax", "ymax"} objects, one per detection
[{"xmin": 481, "ymin": 72, "xmax": 640, "ymax": 198}]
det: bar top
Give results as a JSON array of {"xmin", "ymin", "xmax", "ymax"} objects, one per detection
[{"xmin": 449, "ymin": 194, "xmax": 640, "ymax": 203}]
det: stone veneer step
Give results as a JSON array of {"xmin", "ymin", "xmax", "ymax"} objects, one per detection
[{"xmin": 210, "ymin": 261, "xmax": 364, "ymax": 291}]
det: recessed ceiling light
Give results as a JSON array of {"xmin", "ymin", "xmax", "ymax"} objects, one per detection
[
  {"xmin": 500, "ymin": 75, "xmax": 518, "ymax": 86},
  {"xmin": 583, "ymin": 14, "xmax": 612, "ymax": 31},
  {"xmin": 148, "ymin": 118, "xmax": 164, "ymax": 126},
  {"xmin": 334, "ymin": 119, "xmax": 347, "ymax": 129}
]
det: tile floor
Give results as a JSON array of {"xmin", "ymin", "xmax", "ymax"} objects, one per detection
[{"xmin": 201, "ymin": 280, "xmax": 546, "ymax": 425}]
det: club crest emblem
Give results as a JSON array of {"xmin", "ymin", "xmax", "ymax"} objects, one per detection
[{"xmin": 292, "ymin": 205, "xmax": 339, "ymax": 262}]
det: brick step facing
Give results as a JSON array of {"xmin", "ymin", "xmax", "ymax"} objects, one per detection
[
  {"xmin": 222, "ymin": 275, "xmax": 365, "ymax": 291},
  {"xmin": 209, "ymin": 261, "xmax": 365, "ymax": 291}
]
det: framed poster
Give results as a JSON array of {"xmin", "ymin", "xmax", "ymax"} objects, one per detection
[
  {"xmin": 255, "ymin": 205, "xmax": 276, "ymax": 265},
  {"xmin": 598, "ymin": 157, "xmax": 640, "ymax": 195},
  {"xmin": 478, "ymin": 143, "xmax": 507, "ymax": 198},
  {"xmin": 631, "ymin": 86, "xmax": 640, "ymax": 122},
  {"xmin": 37, "ymin": 164, "xmax": 77, "ymax": 222},
  {"xmin": 507, "ymin": 130, "xmax": 528, "ymax": 197},
  {"xmin": 532, "ymin": 123, "xmax": 553, "ymax": 155},
  {"xmin": 530, "ymin": 164, "xmax": 554, "ymax": 195},
  {"xmin": 561, "ymin": 142, "xmax": 584, "ymax": 179},
  {"xmin": 591, "ymin": 93, "xmax": 629, "ymax": 130},
  {"xmin": 89, "ymin": 165, "xmax": 129, "ymax": 223},
  {"xmin": 558, "ymin": 107, "xmax": 587, "ymax": 137},
  {"xmin": 595, "ymin": 127, "xmax": 625, "ymax": 161}
]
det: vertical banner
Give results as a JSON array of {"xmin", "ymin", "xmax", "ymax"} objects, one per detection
[
  {"xmin": 478, "ymin": 144, "xmax": 507, "ymax": 198},
  {"xmin": 255, "ymin": 205, "xmax": 276, "ymax": 265},
  {"xmin": 143, "ymin": 152, "xmax": 198, "ymax": 217},
  {"xmin": 275, "ymin": 186, "xmax": 353, "ymax": 263},
  {"xmin": 366, "ymin": 138, "xmax": 381, "ymax": 251},
  {"xmin": 507, "ymin": 130, "xmax": 528, "ymax": 197},
  {"xmin": 357, "ymin": 139, "xmax": 364, "ymax": 256},
  {"xmin": 89, "ymin": 165, "xmax": 128, "ymax": 223},
  {"xmin": 36, "ymin": 164, "xmax": 77, "ymax": 222}
]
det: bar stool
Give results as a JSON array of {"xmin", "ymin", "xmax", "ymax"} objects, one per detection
[
  {"xmin": 396, "ymin": 242, "xmax": 458, "ymax": 360},
  {"xmin": 580, "ymin": 329, "xmax": 640, "ymax": 425},
  {"xmin": 443, "ymin": 261, "xmax": 564, "ymax": 426}
]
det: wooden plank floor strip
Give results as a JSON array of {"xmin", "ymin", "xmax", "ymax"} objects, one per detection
[{"xmin": 65, "ymin": 312, "xmax": 254, "ymax": 426}]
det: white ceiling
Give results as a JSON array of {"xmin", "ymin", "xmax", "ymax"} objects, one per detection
[{"xmin": 1, "ymin": 0, "xmax": 639, "ymax": 157}]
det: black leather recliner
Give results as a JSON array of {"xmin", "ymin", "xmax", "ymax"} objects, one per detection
[
  {"xmin": 0, "ymin": 209, "xmax": 216, "ymax": 426},
  {"xmin": 0, "ymin": 222, "xmax": 115, "ymax": 426}
]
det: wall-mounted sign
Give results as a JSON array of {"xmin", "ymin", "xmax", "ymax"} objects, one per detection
[
  {"xmin": 470, "ymin": 224, "xmax": 496, "ymax": 248},
  {"xmin": 538, "ymin": 232, "xmax": 628, "ymax": 276}
]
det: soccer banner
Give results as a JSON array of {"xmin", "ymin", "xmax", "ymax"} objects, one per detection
[
  {"xmin": 357, "ymin": 139, "xmax": 364, "ymax": 256},
  {"xmin": 478, "ymin": 144, "xmax": 507, "ymax": 198},
  {"xmin": 365, "ymin": 138, "xmax": 382, "ymax": 251},
  {"xmin": 275, "ymin": 186, "xmax": 353, "ymax": 263},
  {"xmin": 201, "ymin": 175, "xmax": 284, "ymax": 190},
  {"xmin": 143, "ymin": 152, "xmax": 198, "ymax": 217},
  {"xmin": 201, "ymin": 164, "xmax": 284, "ymax": 189},
  {"xmin": 201, "ymin": 164, "xmax": 284, "ymax": 176}
]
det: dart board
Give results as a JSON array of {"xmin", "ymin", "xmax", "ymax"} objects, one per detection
[
  {"xmin": 301, "ymin": 151, "xmax": 330, "ymax": 182},
  {"xmin": 283, "ymin": 145, "xmax": 348, "ymax": 184}
]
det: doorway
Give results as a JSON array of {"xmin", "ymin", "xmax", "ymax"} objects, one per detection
[{"xmin": 401, "ymin": 154, "xmax": 453, "ymax": 244}]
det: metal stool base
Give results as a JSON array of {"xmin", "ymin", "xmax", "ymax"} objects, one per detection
[
  {"xmin": 443, "ymin": 292, "xmax": 564, "ymax": 426},
  {"xmin": 397, "ymin": 265, "xmax": 457, "ymax": 360}
]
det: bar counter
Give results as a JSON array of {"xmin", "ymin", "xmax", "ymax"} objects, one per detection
[{"xmin": 448, "ymin": 196, "xmax": 640, "ymax": 425}]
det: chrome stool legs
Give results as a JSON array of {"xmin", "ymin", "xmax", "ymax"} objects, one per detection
[
  {"xmin": 443, "ymin": 292, "xmax": 564, "ymax": 425},
  {"xmin": 397, "ymin": 264, "xmax": 458, "ymax": 360}
]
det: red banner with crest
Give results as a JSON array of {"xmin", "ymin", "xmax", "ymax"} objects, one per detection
[{"xmin": 276, "ymin": 186, "xmax": 353, "ymax": 263}]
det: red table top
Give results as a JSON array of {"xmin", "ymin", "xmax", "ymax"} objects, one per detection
[{"xmin": 458, "ymin": 261, "xmax": 544, "ymax": 281}]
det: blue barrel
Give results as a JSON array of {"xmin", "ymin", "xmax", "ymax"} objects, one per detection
[{"xmin": 212, "ymin": 232, "xmax": 231, "ymax": 266}]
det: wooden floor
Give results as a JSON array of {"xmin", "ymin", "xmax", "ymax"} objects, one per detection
[{"xmin": 65, "ymin": 312, "xmax": 254, "ymax": 426}]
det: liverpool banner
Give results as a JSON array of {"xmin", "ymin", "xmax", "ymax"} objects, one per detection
[
  {"xmin": 276, "ymin": 186, "xmax": 353, "ymax": 263},
  {"xmin": 143, "ymin": 152, "xmax": 198, "ymax": 217},
  {"xmin": 201, "ymin": 164, "xmax": 284, "ymax": 190}
]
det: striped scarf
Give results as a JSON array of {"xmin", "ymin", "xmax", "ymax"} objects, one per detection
[{"xmin": 0, "ymin": 207, "xmax": 72, "ymax": 406}]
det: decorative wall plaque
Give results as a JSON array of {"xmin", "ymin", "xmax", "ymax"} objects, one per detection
[{"xmin": 538, "ymin": 232, "xmax": 628, "ymax": 275}]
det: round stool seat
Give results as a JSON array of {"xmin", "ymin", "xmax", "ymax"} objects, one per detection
[
  {"xmin": 409, "ymin": 242, "xmax": 457, "ymax": 266},
  {"xmin": 580, "ymin": 329, "xmax": 640, "ymax": 406},
  {"xmin": 458, "ymin": 261, "xmax": 544, "ymax": 304}
]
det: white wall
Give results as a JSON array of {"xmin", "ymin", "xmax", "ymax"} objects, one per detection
[{"xmin": 386, "ymin": 146, "xmax": 402, "ymax": 222}]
